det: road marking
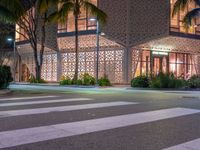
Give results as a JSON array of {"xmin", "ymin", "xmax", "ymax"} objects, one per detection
[
  {"xmin": 0, "ymin": 98, "xmax": 94, "ymax": 107},
  {"xmin": 0, "ymin": 108, "xmax": 199, "ymax": 148},
  {"xmin": 0, "ymin": 96, "xmax": 58, "ymax": 101},
  {"xmin": 0, "ymin": 102, "xmax": 136, "ymax": 118},
  {"xmin": 163, "ymin": 138, "xmax": 200, "ymax": 150}
]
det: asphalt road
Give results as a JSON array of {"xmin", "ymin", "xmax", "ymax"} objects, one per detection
[{"xmin": 0, "ymin": 89, "xmax": 200, "ymax": 150}]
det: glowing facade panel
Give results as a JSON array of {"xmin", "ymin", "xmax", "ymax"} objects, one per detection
[{"xmin": 41, "ymin": 54, "xmax": 57, "ymax": 81}]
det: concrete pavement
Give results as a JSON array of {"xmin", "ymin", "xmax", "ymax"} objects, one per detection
[{"xmin": 1, "ymin": 87, "xmax": 200, "ymax": 149}]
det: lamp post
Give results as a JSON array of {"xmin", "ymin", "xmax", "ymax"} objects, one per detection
[
  {"xmin": 89, "ymin": 18, "xmax": 100, "ymax": 86},
  {"xmin": 7, "ymin": 37, "xmax": 16, "ymax": 82}
]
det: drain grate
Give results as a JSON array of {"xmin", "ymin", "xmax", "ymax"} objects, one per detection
[{"xmin": 182, "ymin": 96, "xmax": 199, "ymax": 99}]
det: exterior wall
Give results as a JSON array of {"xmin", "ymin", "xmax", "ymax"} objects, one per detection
[
  {"xmin": 99, "ymin": 0, "xmax": 170, "ymax": 82},
  {"xmin": 58, "ymin": 35, "xmax": 125, "ymax": 84},
  {"xmin": 16, "ymin": 0, "xmax": 200, "ymax": 84},
  {"xmin": 99, "ymin": 0, "xmax": 128, "ymax": 46},
  {"xmin": 99, "ymin": 0, "xmax": 170, "ymax": 48},
  {"xmin": 129, "ymin": 0, "xmax": 170, "ymax": 47},
  {"xmin": 37, "ymin": 8, "xmax": 58, "ymax": 51}
]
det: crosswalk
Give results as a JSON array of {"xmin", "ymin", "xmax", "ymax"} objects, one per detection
[
  {"xmin": 0, "ymin": 98, "xmax": 94, "ymax": 107},
  {"xmin": 163, "ymin": 138, "xmax": 200, "ymax": 150},
  {"xmin": 0, "ymin": 95, "xmax": 200, "ymax": 149}
]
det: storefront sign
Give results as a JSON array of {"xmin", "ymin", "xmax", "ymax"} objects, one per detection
[{"xmin": 152, "ymin": 51, "xmax": 169, "ymax": 56}]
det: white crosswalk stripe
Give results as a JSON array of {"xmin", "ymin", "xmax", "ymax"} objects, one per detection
[
  {"xmin": 163, "ymin": 138, "xmax": 200, "ymax": 150},
  {"xmin": 0, "ymin": 98, "xmax": 94, "ymax": 107},
  {"xmin": 0, "ymin": 96, "xmax": 59, "ymax": 101},
  {"xmin": 0, "ymin": 107, "xmax": 199, "ymax": 149},
  {"xmin": 0, "ymin": 101, "xmax": 136, "ymax": 118},
  {"xmin": 1, "ymin": 96, "xmax": 200, "ymax": 149}
]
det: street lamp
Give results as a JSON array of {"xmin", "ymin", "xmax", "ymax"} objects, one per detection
[
  {"xmin": 89, "ymin": 18, "xmax": 100, "ymax": 86},
  {"xmin": 7, "ymin": 37, "xmax": 16, "ymax": 82}
]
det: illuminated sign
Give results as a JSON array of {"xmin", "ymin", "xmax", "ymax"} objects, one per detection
[{"xmin": 152, "ymin": 51, "xmax": 169, "ymax": 55}]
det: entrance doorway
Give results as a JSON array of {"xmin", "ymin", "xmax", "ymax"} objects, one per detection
[
  {"xmin": 22, "ymin": 64, "xmax": 30, "ymax": 82},
  {"xmin": 152, "ymin": 56, "xmax": 168, "ymax": 75}
]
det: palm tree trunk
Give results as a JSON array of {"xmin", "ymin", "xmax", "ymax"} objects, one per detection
[
  {"xmin": 33, "ymin": 45, "xmax": 41, "ymax": 80},
  {"xmin": 38, "ymin": 13, "xmax": 47, "ymax": 81},
  {"xmin": 74, "ymin": 13, "xmax": 79, "ymax": 81},
  {"xmin": 35, "ymin": 65, "xmax": 41, "ymax": 80}
]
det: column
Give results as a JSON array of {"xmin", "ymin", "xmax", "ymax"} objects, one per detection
[
  {"xmin": 123, "ymin": 47, "xmax": 132, "ymax": 84},
  {"xmin": 56, "ymin": 50, "xmax": 62, "ymax": 81}
]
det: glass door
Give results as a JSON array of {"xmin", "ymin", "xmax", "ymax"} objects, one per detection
[
  {"xmin": 153, "ymin": 57, "xmax": 161, "ymax": 75},
  {"xmin": 153, "ymin": 56, "xmax": 168, "ymax": 75}
]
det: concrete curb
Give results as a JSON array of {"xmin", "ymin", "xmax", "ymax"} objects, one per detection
[
  {"xmin": 127, "ymin": 87, "xmax": 200, "ymax": 91},
  {"xmin": 0, "ymin": 89, "xmax": 11, "ymax": 95}
]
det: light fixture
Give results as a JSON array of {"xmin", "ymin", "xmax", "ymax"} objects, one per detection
[
  {"xmin": 7, "ymin": 38, "xmax": 13, "ymax": 42},
  {"xmin": 89, "ymin": 18, "xmax": 97, "ymax": 22}
]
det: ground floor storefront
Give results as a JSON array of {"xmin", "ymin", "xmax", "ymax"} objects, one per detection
[
  {"xmin": 16, "ymin": 35, "xmax": 200, "ymax": 84},
  {"xmin": 135, "ymin": 50, "xmax": 196, "ymax": 79}
]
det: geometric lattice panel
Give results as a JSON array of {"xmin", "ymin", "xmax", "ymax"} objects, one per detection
[
  {"xmin": 138, "ymin": 35, "xmax": 200, "ymax": 54},
  {"xmin": 59, "ymin": 34, "xmax": 125, "ymax": 83},
  {"xmin": 99, "ymin": 50, "xmax": 124, "ymax": 83},
  {"xmin": 61, "ymin": 49, "xmax": 124, "ymax": 83},
  {"xmin": 132, "ymin": 49, "xmax": 141, "ymax": 78},
  {"xmin": 41, "ymin": 54, "xmax": 57, "ymax": 81}
]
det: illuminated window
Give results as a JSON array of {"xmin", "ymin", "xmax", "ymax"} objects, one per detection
[
  {"xmin": 58, "ymin": 0, "xmax": 97, "ymax": 33},
  {"xmin": 170, "ymin": 0, "xmax": 196, "ymax": 34}
]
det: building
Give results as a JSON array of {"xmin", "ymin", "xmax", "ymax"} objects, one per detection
[{"xmin": 16, "ymin": 0, "xmax": 200, "ymax": 84}]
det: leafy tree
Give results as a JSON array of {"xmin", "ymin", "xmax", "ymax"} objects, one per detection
[{"xmin": 0, "ymin": 0, "xmax": 59, "ymax": 80}]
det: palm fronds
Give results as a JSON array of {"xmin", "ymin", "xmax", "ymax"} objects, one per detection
[
  {"xmin": 172, "ymin": 0, "xmax": 189, "ymax": 17},
  {"xmin": 183, "ymin": 8, "xmax": 200, "ymax": 28},
  {"xmin": 83, "ymin": 1, "xmax": 107, "ymax": 24}
]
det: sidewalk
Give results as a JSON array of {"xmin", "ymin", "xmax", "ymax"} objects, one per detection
[
  {"xmin": 9, "ymin": 83, "xmax": 131, "ymax": 94},
  {"xmin": 9, "ymin": 83, "xmax": 200, "ymax": 96}
]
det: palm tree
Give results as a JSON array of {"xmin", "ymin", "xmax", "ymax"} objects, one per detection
[
  {"xmin": 50, "ymin": 0, "xmax": 107, "ymax": 81},
  {"xmin": 172, "ymin": 0, "xmax": 200, "ymax": 28}
]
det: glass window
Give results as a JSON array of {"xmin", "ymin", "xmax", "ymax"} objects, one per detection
[
  {"xmin": 169, "ymin": 52, "xmax": 195, "ymax": 78},
  {"xmin": 170, "ymin": 0, "xmax": 196, "ymax": 34},
  {"xmin": 169, "ymin": 53, "xmax": 176, "ymax": 63},
  {"xmin": 58, "ymin": 0, "xmax": 97, "ymax": 33}
]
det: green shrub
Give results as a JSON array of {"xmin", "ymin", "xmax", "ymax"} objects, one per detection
[
  {"xmin": 150, "ymin": 72, "xmax": 186, "ymax": 88},
  {"xmin": 0, "ymin": 66, "xmax": 13, "ymax": 89},
  {"xmin": 169, "ymin": 78, "xmax": 186, "ymax": 88},
  {"xmin": 150, "ymin": 73, "xmax": 170, "ymax": 88},
  {"xmin": 187, "ymin": 75, "xmax": 200, "ymax": 88},
  {"xmin": 71, "ymin": 78, "xmax": 82, "ymax": 85},
  {"xmin": 80, "ymin": 73, "xmax": 95, "ymax": 85},
  {"xmin": 131, "ymin": 75, "xmax": 149, "ymax": 88},
  {"xmin": 59, "ymin": 76, "xmax": 72, "ymax": 85},
  {"xmin": 29, "ymin": 74, "xmax": 47, "ymax": 83},
  {"xmin": 77, "ymin": 79, "xmax": 83, "ymax": 85},
  {"xmin": 98, "ymin": 75, "xmax": 111, "ymax": 86},
  {"xmin": 60, "ymin": 73, "xmax": 95, "ymax": 86}
]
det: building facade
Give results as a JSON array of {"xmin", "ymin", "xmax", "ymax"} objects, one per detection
[{"xmin": 16, "ymin": 0, "xmax": 200, "ymax": 84}]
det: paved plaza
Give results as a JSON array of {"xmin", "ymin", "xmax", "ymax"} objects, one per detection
[{"xmin": 1, "ymin": 86, "xmax": 200, "ymax": 150}]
